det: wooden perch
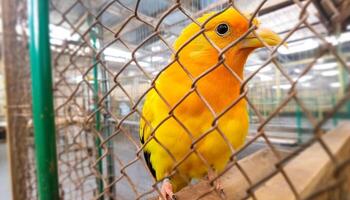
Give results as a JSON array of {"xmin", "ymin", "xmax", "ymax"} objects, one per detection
[{"xmin": 175, "ymin": 123, "xmax": 350, "ymax": 199}]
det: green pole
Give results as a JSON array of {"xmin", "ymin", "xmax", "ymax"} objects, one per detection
[
  {"xmin": 248, "ymin": 109, "xmax": 253, "ymax": 122},
  {"xmin": 87, "ymin": 13, "xmax": 115, "ymax": 197},
  {"xmin": 295, "ymin": 104, "xmax": 302, "ymax": 144},
  {"xmin": 336, "ymin": 33, "xmax": 350, "ymax": 119},
  {"xmin": 101, "ymin": 61, "xmax": 116, "ymax": 198},
  {"xmin": 88, "ymin": 16, "xmax": 104, "ymax": 199},
  {"xmin": 28, "ymin": 0, "xmax": 59, "ymax": 200},
  {"xmin": 342, "ymin": 65, "xmax": 350, "ymax": 119},
  {"xmin": 93, "ymin": 54, "xmax": 104, "ymax": 200},
  {"xmin": 347, "ymin": 92, "xmax": 350, "ymax": 119},
  {"xmin": 331, "ymin": 96, "xmax": 338, "ymax": 126}
]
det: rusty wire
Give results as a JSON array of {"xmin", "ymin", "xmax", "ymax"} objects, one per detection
[
  {"xmin": 47, "ymin": 0, "xmax": 350, "ymax": 199},
  {"xmin": 2, "ymin": 0, "xmax": 350, "ymax": 199}
]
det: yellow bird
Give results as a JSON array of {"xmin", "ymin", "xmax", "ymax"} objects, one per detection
[{"xmin": 140, "ymin": 7, "xmax": 282, "ymax": 199}]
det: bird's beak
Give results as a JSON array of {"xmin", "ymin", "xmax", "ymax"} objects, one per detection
[{"xmin": 241, "ymin": 28, "xmax": 283, "ymax": 49}]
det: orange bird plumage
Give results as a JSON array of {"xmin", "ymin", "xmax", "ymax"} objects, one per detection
[{"xmin": 140, "ymin": 7, "xmax": 282, "ymax": 199}]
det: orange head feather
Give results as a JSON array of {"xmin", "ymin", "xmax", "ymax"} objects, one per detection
[
  {"xmin": 156, "ymin": 7, "xmax": 282, "ymax": 113},
  {"xmin": 172, "ymin": 7, "xmax": 281, "ymax": 78}
]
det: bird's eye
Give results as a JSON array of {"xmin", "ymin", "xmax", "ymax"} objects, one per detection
[{"xmin": 216, "ymin": 23, "xmax": 230, "ymax": 36}]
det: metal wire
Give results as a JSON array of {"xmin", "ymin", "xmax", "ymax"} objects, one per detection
[{"xmin": 2, "ymin": 0, "xmax": 350, "ymax": 199}]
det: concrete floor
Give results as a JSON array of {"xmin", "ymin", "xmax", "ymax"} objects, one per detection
[{"xmin": 0, "ymin": 142, "xmax": 12, "ymax": 200}]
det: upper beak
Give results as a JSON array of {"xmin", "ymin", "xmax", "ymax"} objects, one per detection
[{"xmin": 241, "ymin": 28, "xmax": 283, "ymax": 49}]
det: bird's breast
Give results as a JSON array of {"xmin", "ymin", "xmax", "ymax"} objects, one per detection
[{"xmin": 157, "ymin": 62, "xmax": 243, "ymax": 116}]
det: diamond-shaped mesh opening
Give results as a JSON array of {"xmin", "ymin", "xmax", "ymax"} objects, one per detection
[
  {"xmin": 65, "ymin": 3, "xmax": 88, "ymax": 24},
  {"xmin": 103, "ymin": 40, "xmax": 133, "ymax": 65},
  {"xmin": 100, "ymin": 2, "xmax": 133, "ymax": 28},
  {"xmin": 138, "ymin": 0, "xmax": 173, "ymax": 18},
  {"xmin": 51, "ymin": 0, "xmax": 79, "ymax": 14},
  {"xmin": 135, "ymin": 36, "xmax": 172, "ymax": 77}
]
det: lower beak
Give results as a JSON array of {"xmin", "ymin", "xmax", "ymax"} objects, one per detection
[{"xmin": 241, "ymin": 28, "xmax": 282, "ymax": 48}]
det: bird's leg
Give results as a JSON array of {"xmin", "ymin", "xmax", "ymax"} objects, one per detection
[
  {"xmin": 207, "ymin": 170, "xmax": 225, "ymax": 198},
  {"xmin": 159, "ymin": 178, "xmax": 176, "ymax": 200}
]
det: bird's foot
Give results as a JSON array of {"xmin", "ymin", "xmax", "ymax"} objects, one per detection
[
  {"xmin": 159, "ymin": 178, "xmax": 176, "ymax": 200},
  {"xmin": 214, "ymin": 181, "xmax": 226, "ymax": 199},
  {"xmin": 207, "ymin": 170, "xmax": 226, "ymax": 198}
]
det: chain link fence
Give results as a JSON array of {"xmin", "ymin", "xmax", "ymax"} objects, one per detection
[{"xmin": 2, "ymin": 0, "xmax": 350, "ymax": 199}]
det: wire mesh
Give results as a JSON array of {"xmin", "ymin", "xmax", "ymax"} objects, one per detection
[{"xmin": 2, "ymin": 0, "xmax": 350, "ymax": 199}]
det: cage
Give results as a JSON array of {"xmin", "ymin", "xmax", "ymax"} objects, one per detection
[{"xmin": 1, "ymin": 0, "xmax": 350, "ymax": 200}]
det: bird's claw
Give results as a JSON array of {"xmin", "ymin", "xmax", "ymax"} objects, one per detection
[
  {"xmin": 211, "ymin": 180, "xmax": 226, "ymax": 199},
  {"xmin": 159, "ymin": 178, "xmax": 176, "ymax": 200},
  {"xmin": 208, "ymin": 171, "xmax": 226, "ymax": 199},
  {"xmin": 159, "ymin": 195, "xmax": 176, "ymax": 200},
  {"xmin": 217, "ymin": 187, "xmax": 226, "ymax": 199}
]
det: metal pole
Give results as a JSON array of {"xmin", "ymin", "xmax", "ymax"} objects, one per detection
[
  {"xmin": 28, "ymin": 0, "xmax": 59, "ymax": 200},
  {"xmin": 295, "ymin": 104, "xmax": 302, "ymax": 144},
  {"xmin": 101, "ymin": 62, "xmax": 116, "ymax": 199},
  {"xmin": 331, "ymin": 96, "xmax": 338, "ymax": 127},
  {"xmin": 88, "ymin": 15, "xmax": 104, "ymax": 199}
]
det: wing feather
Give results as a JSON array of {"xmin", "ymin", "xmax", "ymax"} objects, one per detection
[{"xmin": 139, "ymin": 90, "xmax": 157, "ymax": 178}]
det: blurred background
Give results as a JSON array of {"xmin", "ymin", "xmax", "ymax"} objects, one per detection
[{"xmin": 0, "ymin": 0, "xmax": 349, "ymax": 199}]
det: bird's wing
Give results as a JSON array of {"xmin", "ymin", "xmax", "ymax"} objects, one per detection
[
  {"xmin": 139, "ymin": 90, "xmax": 156, "ymax": 144},
  {"xmin": 140, "ymin": 90, "xmax": 157, "ymax": 178},
  {"xmin": 143, "ymin": 150, "xmax": 156, "ymax": 178}
]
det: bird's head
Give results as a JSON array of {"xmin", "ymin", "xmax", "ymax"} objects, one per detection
[{"xmin": 173, "ymin": 7, "xmax": 282, "ymax": 77}]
